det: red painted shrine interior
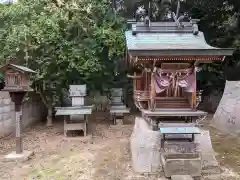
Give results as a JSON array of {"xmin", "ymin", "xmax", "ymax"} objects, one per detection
[{"xmin": 126, "ymin": 56, "xmax": 225, "ymax": 111}]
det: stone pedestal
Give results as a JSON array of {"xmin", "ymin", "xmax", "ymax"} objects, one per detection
[
  {"xmin": 171, "ymin": 175, "xmax": 194, "ymax": 180},
  {"xmin": 109, "ymin": 88, "xmax": 129, "ymax": 124},
  {"xmin": 4, "ymin": 150, "xmax": 34, "ymax": 162},
  {"xmin": 161, "ymin": 153, "xmax": 201, "ymax": 178}
]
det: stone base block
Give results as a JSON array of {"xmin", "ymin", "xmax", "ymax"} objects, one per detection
[
  {"xmin": 116, "ymin": 119, "xmax": 123, "ymax": 125},
  {"xmin": 161, "ymin": 153, "xmax": 201, "ymax": 178},
  {"xmin": 4, "ymin": 150, "xmax": 34, "ymax": 162},
  {"xmin": 171, "ymin": 175, "xmax": 194, "ymax": 180}
]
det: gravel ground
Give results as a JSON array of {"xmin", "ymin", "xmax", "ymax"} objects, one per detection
[{"xmin": 0, "ymin": 113, "xmax": 239, "ymax": 180}]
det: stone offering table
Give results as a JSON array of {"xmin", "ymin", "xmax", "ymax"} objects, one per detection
[
  {"xmin": 55, "ymin": 84, "xmax": 93, "ymax": 137},
  {"xmin": 55, "ymin": 106, "xmax": 93, "ymax": 136},
  {"xmin": 159, "ymin": 127, "xmax": 201, "ymax": 148},
  {"xmin": 141, "ymin": 108, "xmax": 207, "ymax": 130},
  {"xmin": 109, "ymin": 88, "xmax": 129, "ymax": 125},
  {"xmin": 110, "ymin": 105, "xmax": 130, "ymax": 125}
]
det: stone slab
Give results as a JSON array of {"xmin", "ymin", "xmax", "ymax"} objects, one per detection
[
  {"xmin": 141, "ymin": 108, "xmax": 207, "ymax": 117},
  {"xmin": 55, "ymin": 106, "xmax": 93, "ymax": 115},
  {"xmin": 161, "ymin": 154, "xmax": 201, "ymax": 178},
  {"xmin": 4, "ymin": 150, "xmax": 34, "ymax": 162},
  {"xmin": 72, "ymin": 97, "xmax": 85, "ymax": 106},
  {"xmin": 159, "ymin": 127, "xmax": 201, "ymax": 134},
  {"xmin": 116, "ymin": 119, "xmax": 123, "ymax": 125},
  {"xmin": 171, "ymin": 175, "xmax": 193, "ymax": 180}
]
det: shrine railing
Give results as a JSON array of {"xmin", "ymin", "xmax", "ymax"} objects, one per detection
[{"xmin": 133, "ymin": 89, "xmax": 202, "ymax": 110}]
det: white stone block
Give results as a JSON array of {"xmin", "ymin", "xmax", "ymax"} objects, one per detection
[
  {"xmin": 0, "ymin": 107, "xmax": 3, "ymax": 114},
  {"xmin": 3, "ymin": 98, "xmax": 11, "ymax": 105},
  {"xmin": 69, "ymin": 85, "xmax": 86, "ymax": 97},
  {"xmin": 2, "ymin": 113, "xmax": 9, "ymax": 121},
  {"xmin": 72, "ymin": 97, "xmax": 85, "ymax": 106},
  {"xmin": 3, "ymin": 105, "xmax": 11, "ymax": 113}
]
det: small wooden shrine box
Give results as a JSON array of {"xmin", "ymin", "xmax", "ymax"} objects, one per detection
[{"xmin": 0, "ymin": 64, "xmax": 36, "ymax": 92}]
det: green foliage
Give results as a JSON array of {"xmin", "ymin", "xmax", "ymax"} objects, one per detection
[
  {"xmin": 0, "ymin": 0, "xmax": 125, "ymax": 106},
  {"xmin": 186, "ymin": 0, "xmax": 240, "ymax": 91}
]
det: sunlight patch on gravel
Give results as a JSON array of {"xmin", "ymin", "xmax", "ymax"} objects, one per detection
[{"xmin": 28, "ymin": 150, "xmax": 95, "ymax": 180}]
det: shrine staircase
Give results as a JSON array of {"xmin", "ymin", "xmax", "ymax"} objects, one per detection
[{"xmin": 155, "ymin": 97, "xmax": 189, "ymax": 109}]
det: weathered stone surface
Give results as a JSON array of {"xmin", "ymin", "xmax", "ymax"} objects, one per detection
[
  {"xmin": 195, "ymin": 130, "xmax": 220, "ymax": 175},
  {"xmin": 213, "ymin": 81, "xmax": 240, "ymax": 135},
  {"xmin": 130, "ymin": 117, "xmax": 162, "ymax": 173},
  {"xmin": 171, "ymin": 175, "xmax": 193, "ymax": 180},
  {"xmin": 161, "ymin": 153, "xmax": 201, "ymax": 178},
  {"xmin": 164, "ymin": 142, "xmax": 198, "ymax": 154},
  {"xmin": 130, "ymin": 119, "xmax": 220, "ymax": 176}
]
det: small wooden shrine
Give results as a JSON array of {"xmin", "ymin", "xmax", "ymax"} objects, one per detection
[
  {"xmin": 127, "ymin": 1, "xmax": 235, "ymax": 178},
  {"xmin": 0, "ymin": 63, "xmax": 36, "ymax": 92},
  {"xmin": 125, "ymin": 21, "xmax": 234, "ymax": 112}
]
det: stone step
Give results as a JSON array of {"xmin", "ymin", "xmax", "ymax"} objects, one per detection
[
  {"xmin": 161, "ymin": 153, "xmax": 201, "ymax": 178},
  {"xmin": 202, "ymin": 166, "xmax": 221, "ymax": 176},
  {"xmin": 171, "ymin": 175, "xmax": 194, "ymax": 180}
]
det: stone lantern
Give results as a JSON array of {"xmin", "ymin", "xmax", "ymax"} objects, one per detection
[{"xmin": 0, "ymin": 64, "xmax": 36, "ymax": 160}]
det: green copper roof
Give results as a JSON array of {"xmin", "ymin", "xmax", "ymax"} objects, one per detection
[
  {"xmin": 125, "ymin": 30, "xmax": 234, "ymax": 56},
  {"xmin": 126, "ymin": 31, "xmax": 216, "ymax": 50}
]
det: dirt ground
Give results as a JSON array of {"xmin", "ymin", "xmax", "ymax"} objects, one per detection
[{"xmin": 0, "ymin": 113, "xmax": 240, "ymax": 180}]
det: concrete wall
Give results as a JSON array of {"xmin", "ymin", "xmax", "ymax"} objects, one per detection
[{"xmin": 0, "ymin": 91, "xmax": 46, "ymax": 137}]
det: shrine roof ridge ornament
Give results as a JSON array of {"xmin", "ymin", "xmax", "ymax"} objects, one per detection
[
  {"xmin": 125, "ymin": 18, "xmax": 234, "ymax": 57},
  {"xmin": 128, "ymin": 20, "xmax": 200, "ymax": 35}
]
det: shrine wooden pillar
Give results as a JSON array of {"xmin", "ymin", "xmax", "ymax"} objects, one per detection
[
  {"xmin": 191, "ymin": 67, "xmax": 197, "ymax": 110},
  {"xmin": 150, "ymin": 68, "xmax": 156, "ymax": 111},
  {"xmin": 133, "ymin": 72, "xmax": 137, "ymax": 92}
]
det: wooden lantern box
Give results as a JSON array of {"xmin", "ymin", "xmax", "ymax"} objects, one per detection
[{"xmin": 0, "ymin": 64, "xmax": 36, "ymax": 92}]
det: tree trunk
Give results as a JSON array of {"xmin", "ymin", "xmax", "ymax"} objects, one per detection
[
  {"xmin": 46, "ymin": 106, "xmax": 53, "ymax": 127},
  {"xmin": 37, "ymin": 89, "xmax": 53, "ymax": 127},
  {"xmin": 213, "ymin": 80, "xmax": 240, "ymax": 135}
]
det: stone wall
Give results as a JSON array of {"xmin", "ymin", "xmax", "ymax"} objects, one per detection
[{"xmin": 0, "ymin": 91, "xmax": 46, "ymax": 137}]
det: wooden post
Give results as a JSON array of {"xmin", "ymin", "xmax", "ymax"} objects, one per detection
[
  {"xmin": 150, "ymin": 68, "xmax": 156, "ymax": 111},
  {"xmin": 144, "ymin": 71, "xmax": 148, "ymax": 91},
  {"xmin": 192, "ymin": 67, "xmax": 197, "ymax": 110},
  {"xmin": 133, "ymin": 72, "xmax": 137, "ymax": 91},
  {"xmin": 9, "ymin": 92, "xmax": 26, "ymax": 154}
]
